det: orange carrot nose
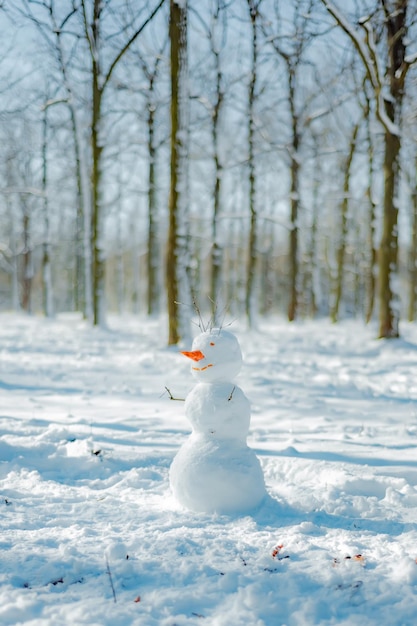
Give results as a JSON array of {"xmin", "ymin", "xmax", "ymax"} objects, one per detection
[{"xmin": 181, "ymin": 350, "xmax": 205, "ymax": 362}]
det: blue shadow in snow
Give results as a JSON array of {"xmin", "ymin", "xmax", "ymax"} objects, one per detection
[
  {"xmin": 255, "ymin": 446, "xmax": 417, "ymax": 468},
  {"xmin": 252, "ymin": 491, "xmax": 413, "ymax": 538}
]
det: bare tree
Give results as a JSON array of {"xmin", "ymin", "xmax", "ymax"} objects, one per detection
[
  {"xmin": 192, "ymin": 1, "xmax": 229, "ymax": 319},
  {"xmin": 2, "ymin": 143, "xmax": 21, "ymax": 311},
  {"xmin": 321, "ymin": 0, "xmax": 417, "ymax": 337},
  {"xmin": 330, "ymin": 121, "xmax": 359, "ymax": 322},
  {"xmin": 136, "ymin": 40, "xmax": 167, "ymax": 317},
  {"xmin": 167, "ymin": 0, "xmax": 190, "ymax": 344},
  {"xmin": 40, "ymin": 99, "xmax": 53, "ymax": 317},
  {"xmin": 11, "ymin": 0, "xmax": 92, "ymax": 317},
  {"xmin": 245, "ymin": 0, "xmax": 262, "ymax": 326},
  {"xmin": 264, "ymin": 0, "xmax": 317, "ymax": 322},
  {"xmin": 80, "ymin": 0, "xmax": 165, "ymax": 325},
  {"xmin": 407, "ymin": 154, "xmax": 417, "ymax": 321}
]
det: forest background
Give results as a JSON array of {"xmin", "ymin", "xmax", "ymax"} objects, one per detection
[{"xmin": 0, "ymin": 0, "xmax": 416, "ymax": 343}]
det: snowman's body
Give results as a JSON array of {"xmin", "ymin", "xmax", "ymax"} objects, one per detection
[{"xmin": 169, "ymin": 329, "xmax": 266, "ymax": 514}]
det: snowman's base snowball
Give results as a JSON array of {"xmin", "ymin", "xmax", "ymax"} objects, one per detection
[{"xmin": 169, "ymin": 434, "xmax": 266, "ymax": 515}]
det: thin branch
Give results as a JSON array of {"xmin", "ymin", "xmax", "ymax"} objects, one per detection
[
  {"xmin": 320, "ymin": 0, "xmax": 399, "ymax": 136},
  {"xmin": 102, "ymin": 0, "xmax": 166, "ymax": 93},
  {"xmin": 164, "ymin": 387, "xmax": 185, "ymax": 401},
  {"xmin": 105, "ymin": 556, "xmax": 117, "ymax": 603},
  {"xmin": 0, "ymin": 187, "xmax": 45, "ymax": 197},
  {"xmin": 320, "ymin": 0, "xmax": 381, "ymax": 92},
  {"xmin": 80, "ymin": 0, "xmax": 94, "ymax": 57},
  {"xmin": 59, "ymin": 3, "xmax": 78, "ymax": 31}
]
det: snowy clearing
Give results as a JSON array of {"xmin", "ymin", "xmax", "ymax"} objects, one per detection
[{"xmin": 0, "ymin": 313, "xmax": 416, "ymax": 626}]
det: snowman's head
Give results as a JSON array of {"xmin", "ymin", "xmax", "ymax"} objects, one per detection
[{"xmin": 181, "ymin": 328, "xmax": 243, "ymax": 382}]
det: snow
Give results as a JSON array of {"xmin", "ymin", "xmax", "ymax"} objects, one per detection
[
  {"xmin": 169, "ymin": 433, "xmax": 266, "ymax": 514},
  {"xmin": 1, "ymin": 312, "xmax": 417, "ymax": 625},
  {"xmin": 183, "ymin": 381, "xmax": 250, "ymax": 440}
]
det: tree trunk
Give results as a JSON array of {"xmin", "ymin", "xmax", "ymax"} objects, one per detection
[
  {"xmin": 53, "ymin": 13, "xmax": 87, "ymax": 316},
  {"xmin": 320, "ymin": 0, "xmax": 410, "ymax": 338},
  {"xmin": 41, "ymin": 104, "xmax": 54, "ymax": 318},
  {"xmin": 378, "ymin": 1, "xmax": 407, "ymax": 338},
  {"xmin": 210, "ymin": 46, "xmax": 224, "ymax": 322},
  {"xmin": 309, "ymin": 144, "xmax": 319, "ymax": 317},
  {"xmin": 264, "ymin": 11, "xmax": 308, "ymax": 321},
  {"xmin": 330, "ymin": 122, "xmax": 359, "ymax": 323},
  {"xmin": 5, "ymin": 158, "xmax": 20, "ymax": 311},
  {"xmin": 147, "ymin": 98, "xmax": 159, "ymax": 316},
  {"xmin": 114, "ymin": 177, "xmax": 125, "ymax": 314},
  {"xmin": 378, "ymin": 123, "xmax": 401, "ymax": 337},
  {"xmin": 245, "ymin": 1, "xmax": 258, "ymax": 327},
  {"xmin": 21, "ymin": 199, "xmax": 32, "ymax": 313},
  {"xmin": 287, "ymin": 93, "xmax": 299, "ymax": 322},
  {"xmin": 365, "ymin": 101, "xmax": 377, "ymax": 324},
  {"xmin": 71, "ymin": 106, "xmax": 86, "ymax": 317},
  {"xmin": 83, "ymin": 0, "xmax": 167, "ymax": 325},
  {"xmin": 408, "ymin": 161, "xmax": 417, "ymax": 321},
  {"xmin": 210, "ymin": 169, "xmax": 222, "ymax": 318},
  {"xmin": 304, "ymin": 134, "xmax": 320, "ymax": 317},
  {"xmin": 166, "ymin": 0, "xmax": 189, "ymax": 345},
  {"xmin": 90, "ymin": 0, "xmax": 105, "ymax": 326}
]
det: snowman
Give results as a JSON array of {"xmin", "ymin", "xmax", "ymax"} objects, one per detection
[{"xmin": 169, "ymin": 327, "xmax": 266, "ymax": 514}]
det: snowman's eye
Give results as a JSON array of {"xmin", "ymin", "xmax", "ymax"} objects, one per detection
[{"xmin": 210, "ymin": 342, "xmax": 215, "ymax": 346}]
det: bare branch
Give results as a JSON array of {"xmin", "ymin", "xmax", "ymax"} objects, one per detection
[
  {"xmin": 105, "ymin": 556, "xmax": 117, "ymax": 603},
  {"xmin": 320, "ymin": 0, "xmax": 399, "ymax": 136},
  {"xmin": 163, "ymin": 387, "xmax": 185, "ymax": 401},
  {"xmin": 102, "ymin": 0, "xmax": 166, "ymax": 92},
  {"xmin": 320, "ymin": 0, "xmax": 381, "ymax": 91},
  {"xmin": 0, "ymin": 187, "xmax": 45, "ymax": 197}
]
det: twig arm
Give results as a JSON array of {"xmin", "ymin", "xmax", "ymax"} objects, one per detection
[{"xmin": 164, "ymin": 386, "xmax": 185, "ymax": 401}]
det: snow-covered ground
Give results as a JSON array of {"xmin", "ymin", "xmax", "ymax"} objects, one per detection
[{"xmin": 0, "ymin": 312, "xmax": 416, "ymax": 626}]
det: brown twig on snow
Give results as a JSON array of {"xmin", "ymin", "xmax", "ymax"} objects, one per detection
[{"xmin": 105, "ymin": 556, "xmax": 117, "ymax": 603}]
